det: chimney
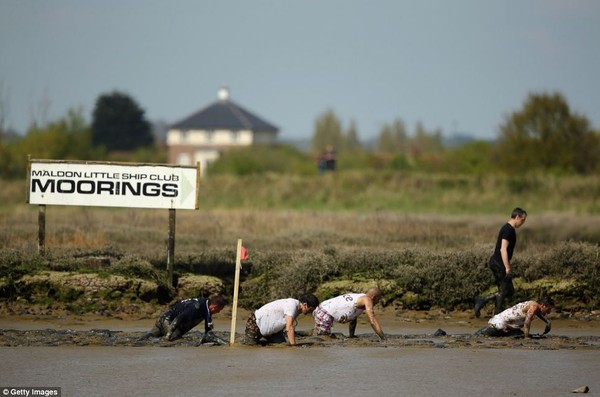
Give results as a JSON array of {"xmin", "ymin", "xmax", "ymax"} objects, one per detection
[{"xmin": 218, "ymin": 86, "xmax": 229, "ymax": 101}]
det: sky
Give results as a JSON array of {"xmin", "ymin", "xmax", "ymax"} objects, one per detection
[{"xmin": 1, "ymin": 0, "xmax": 599, "ymax": 142}]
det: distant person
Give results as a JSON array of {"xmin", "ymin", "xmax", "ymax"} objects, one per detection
[
  {"xmin": 313, "ymin": 287, "xmax": 385, "ymax": 340},
  {"xmin": 317, "ymin": 153, "xmax": 327, "ymax": 174},
  {"xmin": 324, "ymin": 144, "xmax": 336, "ymax": 171},
  {"xmin": 475, "ymin": 296, "xmax": 553, "ymax": 337},
  {"xmin": 474, "ymin": 208, "xmax": 528, "ymax": 317},
  {"xmin": 143, "ymin": 295, "xmax": 227, "ymax": 342},
  {"xmin": 243, "ymin": 293, "xmax": 320, "ymax": 346}
]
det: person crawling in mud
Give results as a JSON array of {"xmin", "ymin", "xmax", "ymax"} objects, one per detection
[
  {"xmin": 313, "ymin": 287, "xmax": 385, "ymax": 340},
  {"xmin": 243, "ymin": 293, "xmax": 319, "ymax": 346},
  {"xmin": 142, "ymin": 295, "xmax": 227, "ymax": 343},
  {"xmin": 475, "ymin": 296, "xmax": 553, "ymax": 338}
]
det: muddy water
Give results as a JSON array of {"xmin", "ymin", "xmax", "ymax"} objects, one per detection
[
  {"xmin": 1, "ymin": 346, "xmax": 598, "ymax": 397},
  {"xmin": 1, "ymin": 312, "xmax": 599, "ymax": 397}
]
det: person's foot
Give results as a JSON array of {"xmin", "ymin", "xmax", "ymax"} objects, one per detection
[
  {"xmin": 242, "ymin": 336, "xmax": 258, "ymax": 346},
  {"xmin": 474, "ymin": 296, "xmax": 485, "ymax": 318}
]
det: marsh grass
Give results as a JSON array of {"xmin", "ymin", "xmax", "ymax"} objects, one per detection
[{"xmin": 1, "ymin": 175, "xmax": 600, "ymax": 312}]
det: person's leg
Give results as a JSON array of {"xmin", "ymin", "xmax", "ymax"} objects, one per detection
[
  {"xmin": 313, "ymin": 307, "xmax": 333, "ymax": 336},
  {"xmin": 474, "ymin": 258, "xmax": 503, "ymax": 317},
  {"xmin": 475, "ymin": 326, "xmax": 507, "ymax": 337},
  {"xmin": 490, "ymin": 258, "xmax": 509, "ymax": 315},
  {"xmin": 503, "ymin": 328, "xmax": 523, "ymax": 337},
  {"xmin": 474, "ymin": 294, "xmax": 498, "ymax": 317},
  {"xmin": 495, "ymin": 275, "xmax": 514, "ymax": 315},
  {"xmin": 139, "ymin": 324, "xmax": 162, "ymax": 340},
  {"xmin": 141, "ymin": 315, "xmax": 170, "ymax": 340},
  {"xmin": 265, "ymin": 331, "xmax": 287, "ymax": 344},
  {"xmin": 166, "ymin": 327, "xmax": 183, "ymax": 341},
  {"xmin": 243, "ymin": 313, "xmax": 261, "ymax": 345}
]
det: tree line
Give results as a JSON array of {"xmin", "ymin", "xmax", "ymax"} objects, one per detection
[
  {"xmin": 0, "ymin": 91, "xmax": 162, "ymax": 179},
  {"xmin": 1, "ymin": 90, "xmax": 599, "ymax": 179}
]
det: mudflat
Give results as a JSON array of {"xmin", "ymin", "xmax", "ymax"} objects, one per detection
[{"xmin": 1, "ymin": 309, "xmax": 599, "ymax": 397}]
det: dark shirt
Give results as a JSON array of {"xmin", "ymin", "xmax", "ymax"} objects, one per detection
[
  {"xmin": 162, "ymin": 297, "xmax": 212, "ymax": 335},
  {"xmin": 492, "ymin": 222, "xmax": 517, "ymax": 262}
]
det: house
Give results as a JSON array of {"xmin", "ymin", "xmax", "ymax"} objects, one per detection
[{"xmin": 167, "ymin": 87, "xmax": 279, "ymax": 175}]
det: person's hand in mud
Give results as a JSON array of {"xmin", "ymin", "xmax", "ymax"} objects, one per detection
[
  {"xmin": 543, "ymin": 322, "xmax": 551, "ymax": 335},
  {"xmin": 201, "ymin": 331, "xmax": 227, "ymax": 345}
]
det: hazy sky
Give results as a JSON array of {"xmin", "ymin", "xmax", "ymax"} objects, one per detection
[{"xmin": 1, "ymin": 0, "xmax": 599, "ymax": 141}]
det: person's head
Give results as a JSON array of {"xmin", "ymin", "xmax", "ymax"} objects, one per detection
[
  {"xmin": 511, "ymin": 207, "xmax": 528, "ymax": 228},
  {"xmin": 299, "ymin": 293, "xmax": 320, "ymax": 315},
  {"xmin": 366, "ymin": 287, "xmax": 383, "ymax": 305},
  {"xmin": 538, "ymin": 295, "xmax": 554, "ymax": 315},
  {"xmin": 208, "ymin": 295, "xmax": 227, "ymax": 315}
]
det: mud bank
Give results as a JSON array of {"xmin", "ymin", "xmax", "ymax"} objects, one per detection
[
  {"xmin": 1, "ymin": 328, "xmax": 600, "ymax": 350},
  {"xmin": 1, "ymin": 306, "xmax": 599, "ymax": 349}
]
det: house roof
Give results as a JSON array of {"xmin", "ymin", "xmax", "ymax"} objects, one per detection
[{"xmin": 170, "ymin": 89, "xmax": 279, "ymax": 132}]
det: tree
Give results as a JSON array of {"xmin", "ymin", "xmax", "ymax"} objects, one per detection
[
  {"xmin": 92, "ymin": 91, "xmax": 153, "ymax": 152},
  {"xmin": 1, "ymin": 108, "xmax": 101, "ymax": 178},
  {"xmin": 496, "ymin": 92, "xmax": 599, "ymax": 174},
  {"xmin": 342, "ymin": 119, "xmax": 363, "ymax": 153},
  {"xmin": 311, "ymin": 108, "xmax": 343, "ymax": 155},
  {"xmin": 412, "ymin": 121, "xmax": 443, "ymax": 154},
  {"xmin": 376, "ymin": 118, "xmax": 408, "ymax": 153},
  {"xmin": 441, "ymin": 140, "xmax": 494, "ymax": 174}
]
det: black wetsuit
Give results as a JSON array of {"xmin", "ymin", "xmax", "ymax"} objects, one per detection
[{"xmin": 146, "ymin": 298, "xmax": 213, "ymax": 340}]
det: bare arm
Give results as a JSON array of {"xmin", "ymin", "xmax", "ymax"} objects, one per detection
[
  {"xmin": 523, "ymin": 303, "xmax": 543, "ymax": 337},
  {"xmin": 286, "ymin": 315, "xmax": 296, "ymax": 346},
  {"xmin": 366, "ymin": 308, "xmax": 384, "ymax": 340},
  {"xmin": 358, "ymin": 296, "xmax": 385, "ymax": 340}
]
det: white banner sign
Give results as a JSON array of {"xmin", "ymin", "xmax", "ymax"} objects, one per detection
[{"xmin": 27, "ymin": 160, "xmax": 200, "ymax": 210}]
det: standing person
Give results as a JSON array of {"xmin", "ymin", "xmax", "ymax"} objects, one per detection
[
  {"xmin": 243, "ymin": 293, "xmax": 319, "ymax": 346},
  {"xmin": 475, "ymin": 296, "xmax": 553, "ymax": 337},
  {"xmin": 313, "ymin": 287, "xmax": 385, "ymax": 340},
  {"xmin": 143, "ymin": 295, "xmax": 227, "ymax": 342},
  {"xmin": 324, "ymin": 144, "xmax": 336, "ymax": 171},
  {"xmin": 475, "ymin": 207, "xmax": 528, "ymax": 317}
]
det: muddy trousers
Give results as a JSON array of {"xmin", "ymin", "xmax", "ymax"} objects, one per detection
[{"xmin": 482, "ymin": 257, "xmax": 515, "ymax": 315}]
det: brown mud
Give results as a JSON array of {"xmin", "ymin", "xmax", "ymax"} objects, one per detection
[{"xmin": 1, "ymin": 306, "xmax": 599, "ymax": 350}]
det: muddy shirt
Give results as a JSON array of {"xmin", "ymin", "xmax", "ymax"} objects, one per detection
[
  {"xmin": 254, "ymin": 298, "xmax": 300, "ymax": 336},
  {"xmin": 488, "ymin": 301, "xmax": 533, "ymax": 331},
  {"xmin": 319, "ymin": 293, "xmax": 366, "ymax": 323},
  {"xmin": 161, "ymin": 297, "xmax": 212, "ymax": 335}
]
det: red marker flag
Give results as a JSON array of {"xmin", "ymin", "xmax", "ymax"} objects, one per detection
[{"xmin": 241, "ymin": 246, "xmax": 249, "ymax": 261}]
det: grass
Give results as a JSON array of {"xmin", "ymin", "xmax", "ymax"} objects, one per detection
[{"xmin": 1, "ymin": 174, "xmax": 600, "ymax": 313}]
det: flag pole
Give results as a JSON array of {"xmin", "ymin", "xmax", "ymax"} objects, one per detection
[{"xmin": 229, "ymin": 239, "xmax": 243, "ymax": 345}]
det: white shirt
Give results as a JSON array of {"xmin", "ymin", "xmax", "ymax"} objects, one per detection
[
  {"xmin": 255, "ymin": 298, "xmax": 300, "ymax": 336},
  {"xmin": 319, "ymin": 293, "xmax": 366, "ymax": 323},
  {"xmin": 488, "ymin": 301, "xmax": 533, "ymax": 331}
]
